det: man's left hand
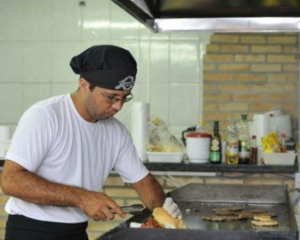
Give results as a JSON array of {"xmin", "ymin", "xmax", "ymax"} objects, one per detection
[{"xmin": 162, "ymin": 197, "xmax": 182, "ymax": 219}]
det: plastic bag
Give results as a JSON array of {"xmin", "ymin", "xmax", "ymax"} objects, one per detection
[
  {"xmin": 261, "ymin": 132, "xmax": 280, "ymax": 153},
  {"xmin": 147, "ymin": 117, "xmax": 184, "ymax": 152}
]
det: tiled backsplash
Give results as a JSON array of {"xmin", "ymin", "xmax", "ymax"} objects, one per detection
[
  {"xmin": 0, "ymin": 0, "xmax": 298, "ymax": 141},
  {"xmin": 0, "ymin": 0, "xmax": 210, "ymax": 140}
]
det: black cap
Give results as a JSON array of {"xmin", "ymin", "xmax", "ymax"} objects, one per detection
[{"xmin": 70, "ymin": 45, "xmax": 137, "ymax": 90}]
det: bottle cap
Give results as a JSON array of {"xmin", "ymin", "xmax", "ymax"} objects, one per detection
[
  {"xmin": 198, "ymin": 120, "xmax": 204, "ymax": 125},
  {"xmin": 241, "ymin": 114, "xmax": 248, "ymax": 120}
]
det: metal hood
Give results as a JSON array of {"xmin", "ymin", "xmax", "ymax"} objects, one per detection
[{"xmin": 111, "ymin": 0, "xmax": 300, "ymax": 33}]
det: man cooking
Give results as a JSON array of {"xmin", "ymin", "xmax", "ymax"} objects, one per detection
[{"xmin": 1, "ymin": 45, "xmax": 182, "ymax": 240}]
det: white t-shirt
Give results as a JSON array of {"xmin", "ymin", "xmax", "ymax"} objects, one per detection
[{"xmin": 5, "ymin": 94, "xmax": 149, "ymax": 223}]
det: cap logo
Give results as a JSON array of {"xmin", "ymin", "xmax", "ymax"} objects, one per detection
[{"xmin": 115, "ymin": 76, "xmax": 135, "ymax": 90}]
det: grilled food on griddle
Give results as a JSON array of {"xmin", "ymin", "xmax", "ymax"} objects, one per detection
[
  {"xmin": 252, "ymin": 219, "xmax": 279, "ymax": 227},
  {"xmin": 235, "ymin": 211, "xmax": 254, "ymax": 219},
  {"xmin": 202, "ymin": 206, "xmax": 278, "ymax": 226},
  {"xmin": 214, "ymin": 210, "xmax": 237, "ymax": 216},
  {"xmin": 253, "ymin": 214, "xmax": 272, "ymax": 221},
  {"xmin": 212, "ymin": 206, "xmax": 245, "ymax": 212},
  {"xmin": 250, "ymin": 208, "xmax": 268, "ymax": 213},
  {"xmin": 202, "ymin": 215, "xmax": 242, "ymax": 221},
  {"xmin": 141, "ymin": 217, "xmax": 162, "ymax": 228}
]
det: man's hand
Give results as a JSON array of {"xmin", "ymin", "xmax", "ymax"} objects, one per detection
[
  {"xmin": 1, "ymin": 160, "xmax": 126, "ymax": 222},
  {"xmin": 77, "ymin": 191, "xmax": 126, "ymax": 221},
  {"xmin": 163, "ymin": 197, "xmax": 182, "ymax": 219}
]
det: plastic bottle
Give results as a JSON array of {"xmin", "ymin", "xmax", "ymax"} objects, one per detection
[
  {"xmin": 250, "ymin": 135, "xmax": 258, "ymax": 165},
  {"xmin": 280, "ymin": 133, "xmax": 287, "ymax": 153},
  {"xmin": 225, "ymin": 119, "xmax": 239, "ymax": 165},
  {"xmin": 237, "ymin": 114, "xmax": 250, "ymax": 165},
  {"xmin": 209, "ymin": 121, "xmax": 222, "ymax": 164},
  {"xmin": 196, "ymin": 120, "xmax": 205, "ymax": 133}
]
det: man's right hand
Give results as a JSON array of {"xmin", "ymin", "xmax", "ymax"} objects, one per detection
[
  {"xmin": 1, "ymin": 160, "xmax": 126, "ymax": 222},
  {"xmin": 77, "ymin": 190, "xmax": 126, "ymax": 221}
]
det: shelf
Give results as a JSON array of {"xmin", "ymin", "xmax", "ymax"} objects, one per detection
[
  {"xmin": 1, "ymin": 159, "xmax": 297, "ymax": 173},
  {"xmin": 144, "ymin": 161, "xmax": 298, "ymax": 173}
]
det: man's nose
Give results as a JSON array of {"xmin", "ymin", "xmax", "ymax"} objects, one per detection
[{"xmin": 112, "ymin": 100, "xmax": 124, "ymax": 111}]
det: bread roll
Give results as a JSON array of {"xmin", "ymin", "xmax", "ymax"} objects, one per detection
[{"xmin": 152, "ymin": 207, "xmax": 186, "ymax": 229}]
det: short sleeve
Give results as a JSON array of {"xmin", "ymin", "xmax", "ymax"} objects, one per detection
[
  {"xmin": 6, "ymin": 106, "xmax": 54, "ymax": 172},
  {"xmin": 113, "ymin": 127, "xmax": 149, "ymax": 183}
]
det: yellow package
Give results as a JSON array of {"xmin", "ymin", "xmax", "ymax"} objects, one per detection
[{"xmin": 261, "ymin": 132, "xmax": 280, "ymax": 153}]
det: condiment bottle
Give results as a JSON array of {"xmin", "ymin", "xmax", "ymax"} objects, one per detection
[
  {"xmin": 280, "ymin": 133, "xmax": 287, "ymax": 153},
  {"xmin": 237, "ymin": 114, "xmax": 250, "ymax": 165},
  {"xmin": 209, "ymin": 121, "xmax": 222, "ymax": 164},
  {"xmin": 225, "ymin": 119, "xmax": 239, "ymax": 165},
  {"xmin": 250, "ymin": 135, "xmax": 258, "ymax": 165}
]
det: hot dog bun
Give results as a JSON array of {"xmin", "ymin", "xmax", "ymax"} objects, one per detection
[{"xmin": 152, "ymin": 207, "xmax": 186, "ymax": 229}]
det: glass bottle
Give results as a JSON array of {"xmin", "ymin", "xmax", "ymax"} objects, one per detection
[
  {"xmin": 250, "ymin": 135, "xmax": 258, "ymax": 165},
  {"xmin": 209, "ymin": 121, "xmax": 222, "ymax": 164},
  {"xmin": 225, "ymin": 119, "xmax": 239, "ymax": 165},
  {"xmin": 280, "ymin": 133, "xmax": 287, "ymax": 153},
  {"xmin": 237, "ymin": 114, "xmax": 250, "ymax": 165}
]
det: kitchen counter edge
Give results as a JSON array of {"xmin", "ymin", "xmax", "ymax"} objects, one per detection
[{"xmin": 0, "ymin": 159, "xmax": 297, "ymax": 173}]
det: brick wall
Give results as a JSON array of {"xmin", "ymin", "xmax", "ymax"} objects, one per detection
[
  {"xmin": 203, "ymin": 33, "xmax": 299, "ymax": 137},
  {"xmin": 0, "ymin": 171, "xmax": 295, "ymax": 240}
]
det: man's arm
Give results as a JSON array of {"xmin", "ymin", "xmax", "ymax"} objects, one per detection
[
  {"xmin": 0, "ymin": 160, "xmax": 125, "ymax": 221},
  {"xmin": 131, "ymin": 173, "xmax": 165, "ymax": 210}
]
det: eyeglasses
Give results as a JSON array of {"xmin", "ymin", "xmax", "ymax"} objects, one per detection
[{"xmin": 99, "ymin": 88, "xmax": 134, "ymax": 104}]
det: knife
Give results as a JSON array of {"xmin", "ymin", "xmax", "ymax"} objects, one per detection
[{"xmin": 111, "ymin": 204, "xmax": 144, "ymax": 215}]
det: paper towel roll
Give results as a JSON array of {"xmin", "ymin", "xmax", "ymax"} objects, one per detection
[
  {"xmin": 131, "ymin": 102, "xmax": 149, "ymax": 162},
  {"xmin": 274, "ymin": 115, "xmax": 292, "ymax": 140},
  {"xmin": 253, "ymin": 114, "xmax": 270, "ymax": 146}
]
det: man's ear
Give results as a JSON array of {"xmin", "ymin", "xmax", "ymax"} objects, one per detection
[{"xmin": 79, "ymin": 78, "xmax": 90, "ymax": 92}]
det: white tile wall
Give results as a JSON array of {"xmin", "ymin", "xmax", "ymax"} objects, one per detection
[{"xmin": 0, "ymin": 0, "xmax": 210, "ymax": 140}]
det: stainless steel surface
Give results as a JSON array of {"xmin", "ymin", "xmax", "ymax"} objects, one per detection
[
  {"xmin": 170, "ymin": 184, "xmax": 295, "ymax": 231},
  {"xmin": 98, "ymin": 184, "xmax": 298, "ymax": 240},
  {"xmin": 170, "ymin": 184, "xmax": 286, "ymax": 204},
  {"xmin": 111, "ymin": 0, "xmax": 300, "ymax": 32}
]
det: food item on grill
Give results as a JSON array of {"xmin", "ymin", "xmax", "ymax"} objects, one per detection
[
  {"xmin": 252, "ymin": 219, "xmax": 279, "ymax": 227},
  {"xmin": 250, "ymin": 208, "xmax": 268, "ymax": 213},
  {"xmin": 235, "ymin": 211, "xmax": 254, "ymax": 219},
  {"xmin": 204, "ymin": 206, "xmax": 279, "ymax": 225},
  {"xmin": 253, "ymin": 214, "xmax": 272, "ymax": 221},
  {"xmin": 141, "ymin": 217, "xmax": 162, "ymax": 229},
  {"xmin": 228, "ymin": 206, "xmax": 245, "ymax": 211},
  {"xmin": 202, "ymin": 215, "xmax": 228, "ymax": 222},
  {"xmin": 215, "ymin": 210, "xmax": 237, "ymax": 216},
  {"xmin": 152, "ymin": 207, "xmax": 186, "ymax": 229},
  {"xmin": 212, "ymin": 206, "xmax": 244, "ymax": 213},
  {"xmin": 202, "ymin": 215, "xmax": 243, "ymax": 221}
]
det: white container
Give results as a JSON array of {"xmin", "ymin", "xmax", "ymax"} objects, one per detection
[
  {"xmin": 186, "ymin": 132, "xmax": 211, "ymax": 163},
  {"xmin": 263, "ymin": 152, "xmax": 296, "ymax": 166},
  {"xmin": 146, "ymin": 152, "xmax": 185, "ymax": 163}
]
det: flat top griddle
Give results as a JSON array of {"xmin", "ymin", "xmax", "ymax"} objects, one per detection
[
  {"xmin": 179, "ymin": 202, "xmax": 289, "ymax": 231},
  {"xmin": 97, "ymin": 184, "xmax": 298, "ymax": 240}
]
